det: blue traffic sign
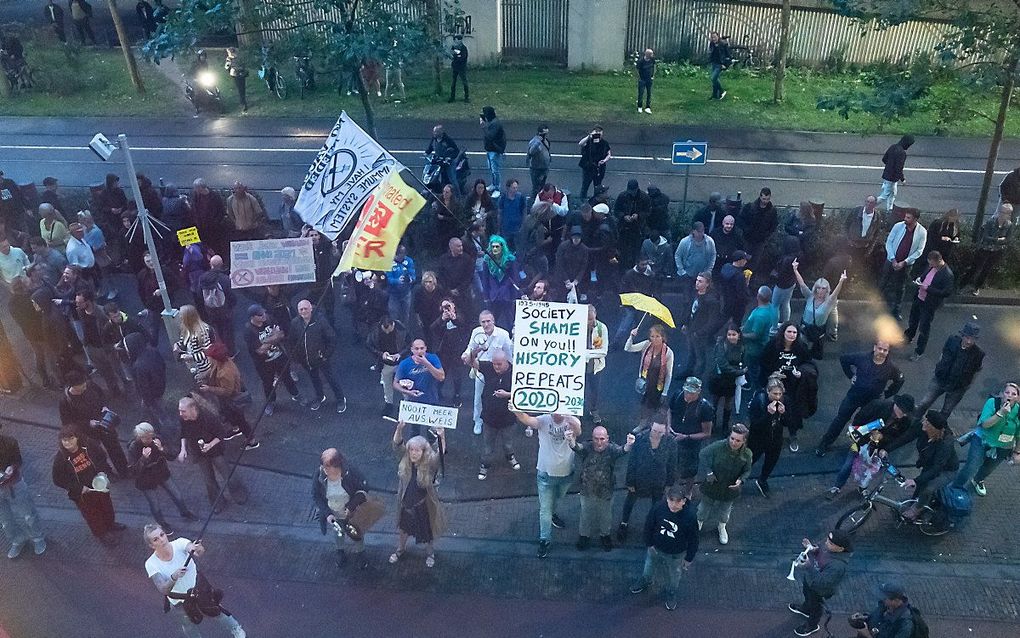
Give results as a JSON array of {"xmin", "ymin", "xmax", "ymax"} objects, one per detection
[{"xmin": 672, "ymin": 141, "xmax": 708, "ymax": 165}]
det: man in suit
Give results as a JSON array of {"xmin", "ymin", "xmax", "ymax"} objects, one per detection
[{"xmin": 904, "ymin": 250, "xmax": 954, "ymax": 361}]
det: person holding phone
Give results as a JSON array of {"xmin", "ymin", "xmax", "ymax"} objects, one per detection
[
  {"xmin": 696, "ymin": 424, "xmax": 752, "ymax": 545},
  {"xmin": 952, "ymin": 382, "xmax": 1020, "ymax": 497},
  {"xmin": 577, "ymin": 126, "xmax": 612, "ymax": 200}
]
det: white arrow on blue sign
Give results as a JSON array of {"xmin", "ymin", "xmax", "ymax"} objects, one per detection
[{"xmin": 672, "ymin": 141, "xmax": 709, "ymax": 165}]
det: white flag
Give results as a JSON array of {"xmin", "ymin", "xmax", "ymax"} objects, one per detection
[{"xmin": 295, "ymin": 112, "xmax": 401, "ymax": 239}]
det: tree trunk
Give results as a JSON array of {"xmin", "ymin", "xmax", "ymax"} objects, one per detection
[
  {"xmin": 356, "ymin": 68, "xmax": 378, "ymax": 140},
  {"xmin": 425, "ymin": 0, "xmax": 444, "ymax": 95},
  {"xmin": 973, "ymin": 58, "xmax": 1017, "ymax": 240},
  {"xmin": 773, "ymin": 0, "xmax": 791, "ymax": 103},
  {"xmin": 106, "ymin": 0, "xmax": 145, "ymax": 94}
]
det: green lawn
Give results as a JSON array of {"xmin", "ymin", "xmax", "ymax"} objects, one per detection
[{"xmin": 3, "ymin": 39, "xmax": 1018, "ymax": 139}]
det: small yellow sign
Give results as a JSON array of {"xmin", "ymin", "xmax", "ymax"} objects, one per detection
[{"xmin": 177, "ymin": 226, "xmax": 201, "ymax": 246}]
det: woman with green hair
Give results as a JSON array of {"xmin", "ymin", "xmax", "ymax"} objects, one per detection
[{"xmin": 480, "ymin": 235, "xmax": 520, "ymax": 328}]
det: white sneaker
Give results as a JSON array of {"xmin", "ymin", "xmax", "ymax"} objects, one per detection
[
  {"xmin": 718, "ymin": 523, "xmax": 729, "ymax": 545},
  {"xmin": 697, "ymin": 520, "xmax": 703, "ymax": 531},
  {"xmin": 644, "ymin": 107, "xmax": 652, "ymax": 113},
  {"xmin": 637, "ymin": 107, "xmax": 643, "ymax": 113},
  {"xmin": 231, "ymin": 626, "xmax": 246, "ymax": 638},
  {"xmin": 473, "ymin": 422, "xmax": 482, "ymax": 435}
]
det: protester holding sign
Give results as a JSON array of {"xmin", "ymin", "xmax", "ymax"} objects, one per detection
[
  {"xmin": 510, "ymin": 300, "xmax": 588, "ymax": 418},
  {"xmin": 394, "ymin": 339, "xmax": 446, "ymax": 449},
  {"xmin": 391, "ymin": 420, "xmax": 446, "ymax": 569}
]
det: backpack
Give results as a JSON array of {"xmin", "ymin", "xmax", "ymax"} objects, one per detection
[
  {"xmin": 908, "ymin": 606, "xmax": 929, "ymax": 638},
  {"xmin": 937, "ymin": 484, "xmax": 972, "ymax": 521},
  {"xmin": 202, "ymin": 281, "xmax": 226, "ymax": 309}
]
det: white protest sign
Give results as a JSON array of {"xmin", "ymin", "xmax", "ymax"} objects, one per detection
[
  {"xmin": 228, "ymin": 237, "xmax": 316, "ymax": 289},
  {"xmin": 294, "ymin": 111, "xmax": 400, "ymax": 239},
  {"xmin": 399, "ymin": 401, "xmax": 459, "ymax": 429},
  {"xmin": 510, "ymin": 299, "xmax": 587, "ymax": 416}
]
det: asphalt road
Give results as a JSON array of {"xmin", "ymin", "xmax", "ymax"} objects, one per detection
[{"xmin": 1, "ymin": 116, "xmax": 1019, "ymax": 219}]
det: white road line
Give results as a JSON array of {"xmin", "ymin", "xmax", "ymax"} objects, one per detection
[{"xmin": 0, "ymin": 145, "xmax": 1009, "ymax": 176}]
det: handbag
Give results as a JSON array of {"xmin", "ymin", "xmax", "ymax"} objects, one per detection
[
  {"xmin": 346, "ymin": 494, "xmax": 386, "ymax": 541},
  {"xmin": 635, "ymin": 377, "xmax": 648, "ymax": 396}
]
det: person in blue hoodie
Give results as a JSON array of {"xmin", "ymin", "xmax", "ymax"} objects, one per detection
[{"xmin": 629, "ymin": 484, "xmax": 699, "ymax": 611}]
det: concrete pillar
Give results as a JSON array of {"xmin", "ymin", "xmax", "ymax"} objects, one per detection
[{"xmin": 567, "ymin": 0, "xmax": 627, "ymax": 70}]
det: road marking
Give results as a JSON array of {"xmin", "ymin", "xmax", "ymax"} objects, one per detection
[{"xmin": 0, "ymin": 145, "xmax": 1010, "ymax": 176}]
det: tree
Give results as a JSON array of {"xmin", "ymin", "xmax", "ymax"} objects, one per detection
[
  {"xmin": 773, "ymin": 0, "xmax": 792, "ymax": 102},
  {"xmin": 107, "ymin": 0, "xmax": 146, "ymax": 93},
  {"xmin": 820, "ymin": 0, "xmax": 1020, "ymax": 237},
  {"xmin": 145, "ymin": 0, "xmax": 457, "ymax": 137}
]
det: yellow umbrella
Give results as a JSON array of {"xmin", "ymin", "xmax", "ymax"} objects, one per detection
[{"xmin": 619, "ymin": 292, "xmax": 676, "ymax": 329}]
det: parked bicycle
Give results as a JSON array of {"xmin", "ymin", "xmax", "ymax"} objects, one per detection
[
  {"xmin": 835, "ymin": 459, "xmax": 951, "ymax": 536},
  {"xmin": 258, "ymin": 45, "xmax": 286, "ymax": 99},
  {"xmin": 295, "ymin": 55, "xmax": 315, "ymax": 99},
  {"xmin": 724, "ymin": 34, "xmax": 768, "ymax": 70}
]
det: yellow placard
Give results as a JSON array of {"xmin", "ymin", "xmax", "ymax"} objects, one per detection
[
  {"xmin": 335, "ymin": 172, "xmax": 425, "ymax": 274},
  {"xmin": 177, "ymin": 226, "xmax": 201, "ymax": 247}
]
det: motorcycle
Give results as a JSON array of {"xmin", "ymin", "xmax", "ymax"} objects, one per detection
[
  {"xmin": 184, "ymin": 69, "xmax": 223, "ymax": 114},
  {"xmin": 421, "ymin": 150, "xmax": 470, "ymax": 196},
  {"xmin": 295, "ymin": 55, "xmax": 315, "ymax": 99}
]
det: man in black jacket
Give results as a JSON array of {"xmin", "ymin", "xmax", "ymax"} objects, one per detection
[
  {"xmin": 449, "ymin": 34, "xmax": 468, "ymax": 103},
  {"xmin": 738, "ymin": 187, "xmax": 778, "ymax": 267},
  {"xmin": 614, "ymin": 179, "xmax": 649, "ymax": 269},
  {"xmin": 789, "ymin": 529, "xmax": 853, "ymax": 636},
  {"xmin": 902, "ymin": 411, "xmax": 957, "ymax": 518},
  {"xmin": 915, "ymin": 321, "xmax": 983, "ymax": 418},
  {"xmin": 710, "ymin": 215, "xmax": 745, "ymax": 276},
  {"xmin": 58, "ymin": 370, "xmax": 130, "ymax": 477},
  {"xmin": 629, "ymin": 484, "xmax": 698, "ymax": 611},
  {"xmin": 312, "ymin": 447, "xmax": 369, "ymax": 567},
  {"xmin": 578, "ymin": 127, "xmax": 612, "ymax": 201},
  {"xmin": 904, "ymin": 250, "xmax": 954, "ymax": 360},
  {"xmin": 44, "ymin": 0, "xmax": 66, "ymax": 43},
  {"xmin": 480, "ymin": 106, "xmax": 506, "ymax": 192},
  {"xmin": 825, "ymin": 394, "xmax": 915, "ymax": 498},
  {"xmin": 877, "ymin": 135, "xmax": 914, "ymax": 213},
  {"xmin": 427, "ymin": 125, "xmax": 463, "ymax": 196},
  {"xmin": 636, "ymin": 48, "xmax": 656, "ymax": 113},
  {"xmin": 694, "ymin": 192, "xmax": 725, "ymax": 235},
  {"xmin": 676, "ymin": 272, "xmax": 722, "ymax": 378},
  {"xmin": 289, "ymin": 299, "xmax": 346, "ymax": 414}
]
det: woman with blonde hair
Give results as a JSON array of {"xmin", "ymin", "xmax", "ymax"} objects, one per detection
[
  {"xmin": 172, "ymin": 304, "xmax": 214, "ymax": 379},
  {"xmin": 390, "ymin": 421, "xmax": 446, "ymax": 568},
  {"xmin": 625, "ymin": 323, "xmax": 674, "ymax": 431}
]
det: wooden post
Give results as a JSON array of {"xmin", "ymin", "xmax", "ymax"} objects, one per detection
[{"xmin": 106, "ymin": 0, "xmax": 145, "ymax": 94}]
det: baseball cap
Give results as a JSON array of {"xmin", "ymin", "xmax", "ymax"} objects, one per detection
[
  {"xmin": 878, "ymin": 581, "xmax": 907, "ymax": 600},
  {"xmin": 893, "ymin": 394, "xmax": 916, "ymax": 415},
  {"xmin": 828, "ymin": 529, "xmax": 853, "ymax": 551},
  {"xmin": 247, "ymin": 304, "xmax": 267, "ymax": 318},
  {"xmin": 961, "ymin": 321, "xmax": 980, "ymax": 338},
  {"xmin": 732, "ymin": 250, "xmax": 750, "ymax": 262},
  {"xmin": 569, "ymin": 225, "xmax": 582, "ymax": 237},
  {"xmin": 682, "ymin": 377, "xmax": 702, "ymax": 393},
  {"xmin": 592, "ymin": 203, "xmax": 609, "ymax": 215}
]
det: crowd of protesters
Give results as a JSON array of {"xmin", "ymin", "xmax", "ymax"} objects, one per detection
[{"xmin": 0, "ymin": 130, "xmax": 1017, "ymax": 636}]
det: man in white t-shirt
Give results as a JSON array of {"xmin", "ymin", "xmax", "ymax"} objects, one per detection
[
  {"xmin": 144, "ymin": 524, "xmax": 246, "ymax": 638},
  {"xmin": 513, "ymin": 411, "xmax": 581, "ymax": 559},
  {"xmin": 462, "ymin": 310, "xmax": 513, "ymax": 435}
]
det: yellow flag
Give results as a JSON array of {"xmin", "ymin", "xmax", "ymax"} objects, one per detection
[{"xmin": 335, "ymin": 171, "xmax": 426, "ymax": 274}]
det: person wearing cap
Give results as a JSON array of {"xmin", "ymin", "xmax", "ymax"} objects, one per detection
[
  {"xmin": 696, "ymin": 423, "xmax": 752, "ymax": 545},
  {"xmin": 279, "ymin": 186, "xmax": 302, "ymax": 237},
  {"xmin": 694, "ymin": 192, "xmax": 725, "ymax": 235},
  {"xmin": 825, "ymin": 394, "xmax": 916, "ymax": 499},
  {"xmin": 915, "ymin": 321, "xmax": 984, "ymax": 419},
  {"xmin": 527, "ymin": 124, "xmax": 552, "ymax": 197},
  {"xmin": 629, "ymin": 484, "xmax": 698, "ymax": 611},
  {"xmin": 952, "ymin": 381, "xmax": 1020, "ymax": 496},
  {"xmin": 553, "ymin": 225, "xmax": 590, "ymax": 301},
  {"xmin": 614, "ymin": 179, "xmax": 648, "ymax": 269},
  {"xmin": 901, "ymin": 410, "xmax": 957, "ymax": 520},
  {"xmin": 244, "ymin": 303, "xmax": 305, "ymax": 416},
  {"xmin": 789, "ymin": 529, "xmax": 853, "ymax": 636},
  {"xmin": 904, "ymin": 249, "xmax": 954, "ymax": 361},
  {"xmin": 852, "ymin": 582, "xmax": 916, "ymax": 638},
  {"xmin": 52, "ymin": 426, "xmax": 125, "ymax": 546},
  {"xmin": 0, "ymin": 424, "xmax": 46, "ymax": 558},
  {"xmin": 578, "ymin": 126, "xmax": 613, "ymax": 201},
  {"xmin": 668, "ymin": 376, "xmax": 715, "ymax": 481},
  {"xmin": 720, "ymin": 250, "xmax": 753, "ymax": 328}
]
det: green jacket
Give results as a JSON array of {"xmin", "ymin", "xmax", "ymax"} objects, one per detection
[{"xmin": 698, "ymin": 439, "xmax": 753, "ymax": 502}]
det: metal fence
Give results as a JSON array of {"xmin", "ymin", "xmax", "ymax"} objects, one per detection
[
  {"xmin": 625, "ymin": 0, "xmax": 949, "ymax": 66},
  {"xmin": 500, "ymin": 0, "xmax": 569, "ymax": 63}
]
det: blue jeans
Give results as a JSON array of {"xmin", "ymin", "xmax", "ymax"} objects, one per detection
[
  {"xmin": 639, "ymin": 546, "xmax": 685, "ymax": 594},
  {"xmin": 537, "ymin": 471, "xmax": 573, "ymax": 541},
  {"xmin": 772, "ymin": 285, "xmax": 795, "ymax": 324},
  {"xmin": 0, "ymin": 478, "xmax": 44, "ymax": 546},
  {"xmin": 710, "ymin": 64, "xmax": 724, "ymax": 98},
  {"xmin": 877, "ymin": 179, "xmax": 898, "ymax": 212},
  {"xmin": 637, "ymin": 79, "xmax": 653, "ymax": 108},
  {"xmin": 486, "ymin": 151, "xmax": 503, "ymax": 190},
  {"xmin": 388, "ymin": 289, "xmax": 412, "ymax": 326},
  {"xmin": 953, "ymin": 433, "xmax": 1010, "ymax": 488},
  {"xmin": 833, "ymin": 449, "xmax": 856, "ymax": 488}
]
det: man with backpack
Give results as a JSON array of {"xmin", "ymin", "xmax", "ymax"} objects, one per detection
[
  {"xmin": 198, "ymin": 255, "xmax": 236, "ymax": 355},
  {"xmin": 850, "ymin": 582, "xmax": 927, "ymax": 638}
]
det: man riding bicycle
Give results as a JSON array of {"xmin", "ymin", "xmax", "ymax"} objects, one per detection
[{"xmin": 901, "ymin": 410, "xmax": 957, "ymax": 520}]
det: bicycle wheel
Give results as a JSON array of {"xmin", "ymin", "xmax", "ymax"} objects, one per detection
[
  {"xmin": 918, "ymin": 508, "xmax": 951, "ymax": 536},
  {"xmin": 274, "ymin": 73, "xmax": 287, "ymax": 99},
  {"xmin": 836, "ymin": 502, "xmax": 874, "ymax": 533}
]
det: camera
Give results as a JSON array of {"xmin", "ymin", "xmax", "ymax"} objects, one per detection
[
  {"xmin": 89, "ymin": 133, "xmax": 118, "ymax": 162},
  {"xmin": 100, "ymin": 408, "xmax": 121, "ymax": 430}
]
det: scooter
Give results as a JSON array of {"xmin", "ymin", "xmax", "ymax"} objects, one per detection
[
  {"xmin": 422, "ymin": 150, "xmax": 470, "ymax": 196},
  {"xmin": 184, "ymin": 69, "xmax": 223, "ymax": 114}
]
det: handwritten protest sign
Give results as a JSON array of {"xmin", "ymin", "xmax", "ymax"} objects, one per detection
[
  {"xmin": 398, "ymin": 401, "xmax": 459, "ymax": 429},
  {"xmin": 510, "ymin": 299, "xmax": 587, "ymax": 416},
  {"xmin": 228, "ymin": 237, "xmax": 316, "ymax": 289},
  {"xmin": 176, "ymin": 226, "xmax": 200, "ymax": 246}
]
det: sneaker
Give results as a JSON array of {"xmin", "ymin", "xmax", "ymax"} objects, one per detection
[
  {"xmin": 665, "ymin": 593, "xmax": 678, "ymax": 611},
  {"xmin": 600, "ymin": 535, "xmax": 613, "ymax": 552},
  {"xmin": 971, "ymin": 288, "xmax": 981, "ymax": 296},
  {"xmin": 645, "ymin": 107, "xmax": 652, "ymax": 114},
  {"xmin": 382, "ymin": 403, "xmax": 394, "ymax": 417},
  {"xmin": 825, "ymin": 487, "xmax": 840, "ymax": 500},
  {"xmin": 576, "ymin": 536, "xmax": 590, "ymax": 551},
  {"xmin": 789, "ymin": 436, "xmax": 800, "ymax": 453},
  {"xmin": 223, "ymin": 428, "xmax": 243, "ymax": 441},
  {"xmin": 909, "ymin": 353, "xmax": 922, "ymax": 362},
  {"xmin": 755, "ymin": 479, "xmax": 770, "ymax": 498},
  {"xmin": 292, "ymin": 395, "xmax": 310, "ymax": 408},
  {"xmin": 718, "ymin": 523, "xmax": 728, "ymax": 545},
  {"xmin": 551, "ymin": 514, "xmax": 566, "ymax": 529},
  {"xmin": 629, "ymin": 580, "xmax": 648, "ymax": 594},
  {"xmin": 616, "ymin": 523, "xmax": 629, "ymax": 542},
  {"xmin": 231, "ymin": 625, "xmax": 247, "ymax": 638},
  {"xmin": 32, "ymin": 538, "xmax": 46, "ymax": 555},
  {"xmin": 508, "ymin": 454, "xmax": 521, "ymax": 471},
  {"xmin": 310, "ymin": 395, "xmax": 327, "ymax": 411},
  {"xmin": 244, "ymin": 440, "xmax": 261, "ymax": 451},
  {"xmin": 720, "ymin": 90, "xmax": 727, "ymax": 99},
  {"xmin": 637, "ymin": 107, "xmax": 643, "ymax": 113},
  {"xmin": 7, "ymin": 542, "xmax": 25, "ymax": 559},
  {"xmin": 974, "ymin": 480, "xmax": 987, "ymax": 497},
  {"xmin": 477, "ymin": 465, "xmax": 488, "ymax": 481},
  {"xmin": 425, "ymin": 554, "xmax": 435, "ymax": 568},
  {"xmin": 794, "ymin": 623, "xmax": 820, "ymax": 636},
  {"xmin": 264, "ymin": 403, "xmax": 275, "ymax": 417},
  {"xmin": 537, "ymin": 540, "xmax": 550, "ymax": 558},
  {"xmin": 336, "ymin": 397, "xmax": 347, "ymax": 414},
  {"xmin": 789, "ymin": 603, "xmax": 809, "ymax": 618},
  {"xmin": 473, "ymin": 422, "xmax": 482, "ymax": 435}
]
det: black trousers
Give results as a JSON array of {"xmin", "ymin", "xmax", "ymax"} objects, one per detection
[
  {"xmin": 879, "ymin": 261, "xmax": 909, "ymax": 315},
  {"xmin": 256, "ymin": 357, "xmax": 300, "ymax": 404},
  {"xmin": 232, "ymin": 75, "xmax": 248, "ymax": 110},
  {"xmin": 529, "ymin": 168, "xmax": 548, "ymax": 198},
  {"xmin": 800, "ymin": 582, "xmax": 827, "ymax": 625},
  {"xmin": 450, "ymin": 67, "xmax": 468, "ymax": 101},
  {"xmin": 580, "ymin": 165, "xmax": 606, "ymax": 199},
  {"xmin": 750, "ymin": 429, "xmax": 783, "ymax": 483},
  {"xmin": 905, "ymin": 297, "xmax": 937, "ymax": 355},
  {"xmin": 960, "ymin": 250, "xmax": 1003, "ymax": 290},
  {"xmin": 637, "ymin": 79, "xmax": 652, "ymax": 108}
]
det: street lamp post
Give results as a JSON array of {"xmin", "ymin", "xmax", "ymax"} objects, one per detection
[{"xmin": 92, "ymin": 133, "xmax": 178, "ymax": 342}]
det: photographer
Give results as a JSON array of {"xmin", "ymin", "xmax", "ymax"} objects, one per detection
[
  {"xmin": 849, "ymin": 582, "xmax": 919, "ymax": 638},
  {"xmin": 58, "ymin": 370, "xmax": 130, "ymax": 478},
  {"xmin": 789, "ymin": 529, "xmax": 853, "ymax": 637}
]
